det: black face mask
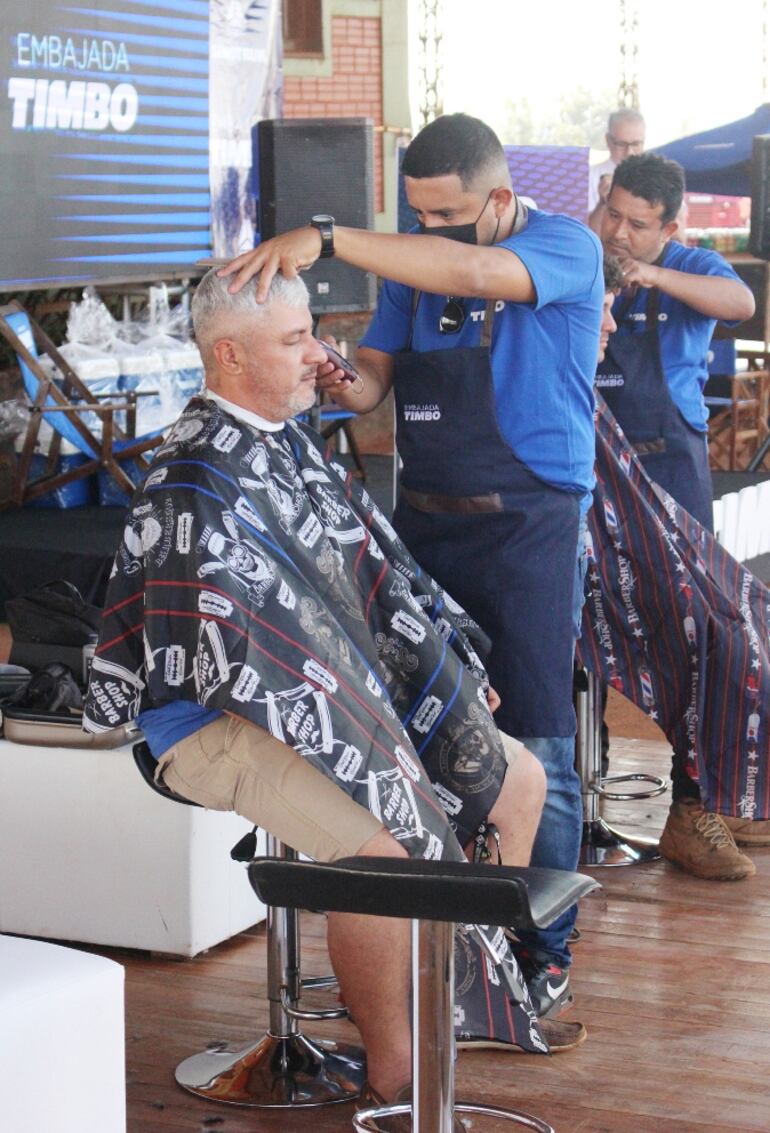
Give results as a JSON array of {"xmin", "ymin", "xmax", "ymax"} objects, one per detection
[{"xmin": 418, "ymin": 193, "xmax": 492, "ymax": 244}]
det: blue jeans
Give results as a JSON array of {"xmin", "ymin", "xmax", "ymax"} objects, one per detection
[{"xmin": 514, "ymin": 516, "xmax": 588, "ymax": 968}]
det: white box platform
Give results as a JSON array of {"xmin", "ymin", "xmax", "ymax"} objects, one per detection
[
  {"xmin": 0, "ymin": 739, "xmax": 265, "ymax": 956},
  {"xmin": 0, "ymin": 933, "xmax": 126, "ymax": 1133}
]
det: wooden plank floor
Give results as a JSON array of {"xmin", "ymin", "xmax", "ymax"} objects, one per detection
[{"xmin": 65, "ymin": 732, "xmax": 765, "ymax": 1133}]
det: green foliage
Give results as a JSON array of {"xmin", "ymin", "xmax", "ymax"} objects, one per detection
[{"xmin": 497, "ymin": 87, "xmax": 616, "ymax": 148}]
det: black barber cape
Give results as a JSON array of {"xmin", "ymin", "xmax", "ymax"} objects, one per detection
[
  {"xmin": 579, "ymin": 395, "xmax": 770, "ymax": 818},
  {"xmin": 83, "ymin": 395, "xmax": 546, "ymax": 1053}
]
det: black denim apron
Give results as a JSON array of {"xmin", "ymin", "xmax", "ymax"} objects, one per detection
[
  {"xmin": 392, "ymin": 298, "xmax": 580, "ymax": 738},
  {"xmin": 596, "ymin": 288, "xmax": 714, "ymax": 532}
]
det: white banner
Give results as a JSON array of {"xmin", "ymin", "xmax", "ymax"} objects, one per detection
[{"xmin": 209, "ymin": 0, "xmax": 282, "ymax": 258}]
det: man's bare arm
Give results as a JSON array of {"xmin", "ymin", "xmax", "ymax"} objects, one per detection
[
  {"xmin": 618, "ymin": 256, "xmax": 756, "ymax": 321},
  {"xmin": 317, "ymin": 344, "xmax": 394, "ymax": 414},
  {"xmin": 220, "ymin": 224, "xmax": 536, "ymax": 305}
]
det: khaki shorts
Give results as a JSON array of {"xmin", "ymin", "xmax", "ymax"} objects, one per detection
[
  {"xmin": 157, "ymin": 714, "xmax": 383, "ymax": 862},
  {"xmin": 156, "ymin": 714, "xmax": 524, "ymax": 862}
]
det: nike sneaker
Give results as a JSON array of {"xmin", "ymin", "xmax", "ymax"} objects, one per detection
[{"xmin": 520, "ymin": 955, "xmax": 573, "ymax": 1019}]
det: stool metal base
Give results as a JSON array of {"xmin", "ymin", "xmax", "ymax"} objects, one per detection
[
  {"xmin": 354, "ymin": 1101, "xmax": 554, "ymax": 1133},
  {"xmin": 580, "ymin": 817, "xmax": 661, "ymax": 867},
  {"xmin": 175, "ymin": 1031, "xmax": 366, "ymax": 1107}
]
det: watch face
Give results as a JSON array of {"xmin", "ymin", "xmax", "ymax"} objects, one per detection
[{"xmin": 312, "ymin": 214, "xmax": 335, "ymax": 225}]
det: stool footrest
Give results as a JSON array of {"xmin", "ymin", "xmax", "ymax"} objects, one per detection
[
  {"xmin": 599, "ymin": 772, "xmax": 668, "ymax": 801},
  {"xmin": 280, "ymin": 986, "xmax": 348, "ymax": 1021},
  {"xmin": 353, "ymin": 1100, "xmax": 555, "ymax": 1132}
]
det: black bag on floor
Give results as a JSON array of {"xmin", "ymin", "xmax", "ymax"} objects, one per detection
[{"xmin": 5, "ymin": 580, "xmax": 101, "ymax": 647}]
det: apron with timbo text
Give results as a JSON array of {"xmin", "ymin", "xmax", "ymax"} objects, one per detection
[
  {"xmin": 596, "ymin": 288, "xmax": 714, "ymax": 532},
  {"xmin": 392, "ymin": 298, "xmax": 580, "ymax": 738}
]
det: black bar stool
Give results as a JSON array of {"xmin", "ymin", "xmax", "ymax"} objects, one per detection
[
  {"xmin": 574, "ymin": 667, "xmax": 666, "ymax": 866},
  {"xmin": 132, "ymin": 741, "xmax": 365, "ymax": 1107},
  {"xmin": 249, "ymin": 855, "xmax": 599, "ymax": 1133}
]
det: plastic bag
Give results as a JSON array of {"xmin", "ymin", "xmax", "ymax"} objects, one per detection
[
  {"xmin": 66, "ymin": 286, "xmax": 120, "ymax": 352},
  {"xmin": 132, "ymin": 283, "xmax": 193, "ymax": 343},
  {"xmin": 10, "ymin": 662, "xmax": 83, "ymax": 713},
  {"xmin": 0, "ymin": 398, "xmax": 30, "ymax": 443}
]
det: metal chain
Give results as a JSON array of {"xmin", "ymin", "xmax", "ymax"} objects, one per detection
[
  {"xmin": 763, "ymin": 0, "xmax": 769, "ymax": 99},
  {"xmin": 417, "ymin": 0, "xmax": 444, "ymax": 127},
  {"xmin": 618, "ymin": 0, "xmax": 640, "ymax": 109}
]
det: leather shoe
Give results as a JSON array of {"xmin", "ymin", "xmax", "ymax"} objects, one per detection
[{"xmin": 456, "ymin": 1016, "xmax": 587, "ymax": 1053}]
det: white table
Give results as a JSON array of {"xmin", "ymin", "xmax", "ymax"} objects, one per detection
[
  {"xmin": 0, "ymin": 738, "xmax": 265, "ymax": 956},
  {"xmin": 0, "ymin": 933, "xmax": 126, "ymax": 1133}
]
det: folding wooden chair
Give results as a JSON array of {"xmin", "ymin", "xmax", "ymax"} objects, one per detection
[
  {"xmin": 0, "ymin": 301, "xmax": 163, "ymax": 510},
  {"xmin": 707, "ymin": 367, "xmax": 770, "ymax": 471}
]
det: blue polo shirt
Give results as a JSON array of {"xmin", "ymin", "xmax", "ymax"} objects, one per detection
[
  {"xmin": 361, "ymin": 209, "xmax": 603, "ymax": 497},
  {"xmin": 610, "ymin": 241, "xmax": 748, "ymax": 431},
  {"xmin": 137, "ymin": 701, "xmax": 222, "ymax": 759}
]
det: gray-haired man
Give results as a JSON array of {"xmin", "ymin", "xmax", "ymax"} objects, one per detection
[{"xmin": 85, "ymin": 269, "xmax": 584, "ymax": 1120}]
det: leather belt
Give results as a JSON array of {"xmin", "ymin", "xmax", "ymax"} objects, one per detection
[
  {"xmin": 401, "ymin": 487, "xmax": 503, "ymax": 514},
  {"xmin": 632, "ymin": 438, "xmax": 666, "ymax": 456}
]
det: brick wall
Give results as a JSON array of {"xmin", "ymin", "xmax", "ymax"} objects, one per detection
[{"xmin": 283, "ymin": 16, "xmax": 384, "ymax": 213}]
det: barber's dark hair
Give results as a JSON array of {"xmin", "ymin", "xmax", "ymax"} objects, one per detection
[
  {"xmin": 402, "ymin": 113, "xmax": 511, "ymax": 189},
  {"xmin": 611, "ymin": 153, "xmax": 684, "ymax": 224},
  {"xmin": 603, "ymin": 254, "xmax": 625, "ymax": 293}
]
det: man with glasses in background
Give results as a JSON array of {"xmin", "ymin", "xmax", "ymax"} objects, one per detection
[
  {"xmin": 587, "ymin": 108, "xmax": 646, "ymax": 234},
  {"xmin": 221, "ymin": 113, "xmax": 603, "ymax": 1028}
]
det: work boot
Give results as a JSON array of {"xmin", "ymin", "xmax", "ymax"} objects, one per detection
[
  {"xmin": 721, "ymin": 814, "xmax": 770, "ymax": 846},
  {"xmin": 658, "ymin": 800, "xmax": 756, "ymax": 880}
]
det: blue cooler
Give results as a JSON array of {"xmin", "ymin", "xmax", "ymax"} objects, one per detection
[
  {"xmin": 96, "ymin": 437, "xmax": 151, "ymax": 508},
  {"xmin": 60, "ymin": 349, "xmax": 122, "ymax": 436},
  {"xmin": 15, "ymin": 421, "xmax": 92, "ymax": 509},
  {"xmin": 117, "ymin": 348, "xmax": 167, "ymax": 437},
  {"xmin": 163, "ymin": 344, "xmax": 204, "ymax": 415}
]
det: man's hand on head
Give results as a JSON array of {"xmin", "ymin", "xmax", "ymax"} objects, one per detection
[{"xmin": 218, "ymin": 226, "xmax": 323, "ymax": 300}]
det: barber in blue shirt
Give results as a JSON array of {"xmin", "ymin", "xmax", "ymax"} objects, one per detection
[
  {"xmin": 598, "ymin": 152, "xmax": 755, "ymax": 532},
  {"xmin": 221, "ymin": 113, "xmax": 604, "ymax": 1022},
  {"xmin": 596, "ymin": 151, "xmax": 758, "ymax": 882}
]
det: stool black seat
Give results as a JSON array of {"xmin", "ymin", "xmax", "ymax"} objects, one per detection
[
  {"xmin": 133, "ymin": 739, "xmax": 199, "ymax": 805},
  {"xmin": 249, "ymin": 855, "xmax": 599, "ymax": 1133},
  {"xmin": 249, "ymin": 855, "xmax": 591, "ymax": 931}
]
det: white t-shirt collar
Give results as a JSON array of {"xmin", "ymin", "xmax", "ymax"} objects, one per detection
[{"xmin": 203, "ymin": 389, "xmax": 285, "ymax": 433}]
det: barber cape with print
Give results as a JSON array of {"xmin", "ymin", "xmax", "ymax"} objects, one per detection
[
  {"xmin": 580, "ymin": 395, "xmax": 770, "ymax": 816},
  {"xmin": 83, "ymin": 395, "xmax": 546, "ymax": 1054}
]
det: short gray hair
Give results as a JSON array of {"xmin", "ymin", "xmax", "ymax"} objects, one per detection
[
  {"xmin": 607, "ymin": 108, "xmax": 645, "ymax": 133},
  {"xmin": 191, "ymin": 268, "xmax": 310, "ymax": 363}
]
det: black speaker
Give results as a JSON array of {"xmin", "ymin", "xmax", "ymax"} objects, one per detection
[
  {"xmin": 712, "ymin": 257, "xmax": 769, "ymax": 342},
  {"xmin": 750, "ymin": 134, "xmax": 770, "ymax": 259},
  {"xmin": 255, "ymin": 117, "xmax": 376, "ymax": 314}
]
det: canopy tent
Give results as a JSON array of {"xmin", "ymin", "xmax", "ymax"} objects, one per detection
[{"xmin": 652, "ymin": 105, "xmax": 770, "ymax": 197}]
